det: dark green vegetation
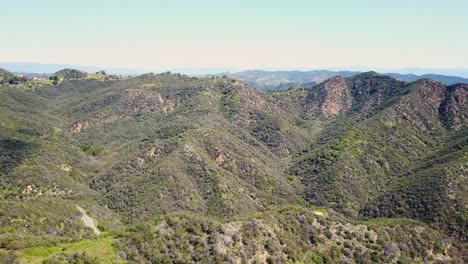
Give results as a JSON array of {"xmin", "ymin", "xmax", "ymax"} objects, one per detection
[
  {"xmin": 0, "ymin": 68, "xmax": 27, "ymax": 85},
  {"xmin": 48, "ymin": 69, "xmax": 117, "ymax": 85},
  {"xmin": 53, "ymin": 69, "xmax": 89, "ymax": 80},
  {"xmin": 0, "ymin": 67, "xmax": 466, "ymax": 263}
]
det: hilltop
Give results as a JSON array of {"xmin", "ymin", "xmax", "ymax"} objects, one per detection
[
  {"xmin": 225, "ymin": 69, "xmax": 468, "ymax": 91},
  {"xmin": 0, "ymin": 72, "xmax": 466, "ymax": 263},
  {"xmin": 53, "ymin": 68, "xmax": 89, "ymax": 79},
  {"xmin": 0, "ymin": 68, "xmax": 126, "ymax": 87},
  {"xmin": 0, "ymin": 68, "xmax": 27, "ymax": 85}
]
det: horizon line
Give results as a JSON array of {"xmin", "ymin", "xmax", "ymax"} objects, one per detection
[{"xmin": 1, "ymin": 61, "xmax": 468, "ymax": 77}]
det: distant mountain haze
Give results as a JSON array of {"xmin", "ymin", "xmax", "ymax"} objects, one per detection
[
  {"xmin": 224, "ymin": 70, "xmax": 468, "ymax": 90},
  {"xmin": 2, "ymin": 63, "xmax": 467, "ymax": 90}
]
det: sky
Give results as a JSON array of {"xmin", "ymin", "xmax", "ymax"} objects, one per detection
[{"xmin": 1, "ymin": 0, "xmax": 468, "ymax": 72}]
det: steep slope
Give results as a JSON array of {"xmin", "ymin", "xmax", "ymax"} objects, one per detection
[
  {"xmin": 36, "ymin": 74, "xmax": 307, "ymax": 222},
  {"xmin": 290, "ymin": 75, "xmax": 467, "ymax": 239},
  {"xmin": 0, "ymin": 84, "xmax": 123, "ymax": 253},
  {"xmin": 360, "ymin": 129, "xmax": 467, "ymax": 240},
  {"xmin": 439, "ymin": 83, "xmax": 468, "ymax": 130},
  {"xmin": 0, "ymin": 71, "xmax": 466, "ymax": 262}
]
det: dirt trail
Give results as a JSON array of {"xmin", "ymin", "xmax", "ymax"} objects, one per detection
[{"xmin": 77, "ymin": 206, "xmax": 100, "ymax": 235}]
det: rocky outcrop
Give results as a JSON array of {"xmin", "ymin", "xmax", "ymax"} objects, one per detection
[
  {"xmin": 214, "ymin": 150, "xmax": 228, "ymax": 166},
  {"xmin": 125, "ymin": 89, "xmax": 175, "ymax": 113},
  {"xmin": 439, "ymin": 83, "xmax": 468, "ymax": 131},
  {"xmin": 392, "ymin": 80, "xmax": 446, "ymax": 132},
  {"xmin": 58, "ymin": 164, "xmax": 72, "ymax": 172},
  {"xmin": 143, "ymin": 146, "xmax": 161, "ymax": 161},
  {"xmin": 70, "ymin": 121, "xmax": 90, "ymax": 134},
  {"xmin": 320, "ymin": 76, "xmax": 352, "ymax": 116}
]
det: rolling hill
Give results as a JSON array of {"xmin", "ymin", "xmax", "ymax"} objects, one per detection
[
  {"xmin": 0, "ymin": 68, "xmax": 27, "ymax": 85},
  {"xmin": 0, "ymin": 70, "xmax": 466, "ymax": 263}
]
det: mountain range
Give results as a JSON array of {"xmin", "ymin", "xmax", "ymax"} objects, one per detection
[
  {"xmin": 2, "ymin": 62, "xmax": 468, "ymax": 87},
  {"xmin": 224, "ymin": 70, "xmax": 468, "ymax": 91},
  {"xmin": 0, "ymin": 67, "xmax": 466, "ymax": 263}
]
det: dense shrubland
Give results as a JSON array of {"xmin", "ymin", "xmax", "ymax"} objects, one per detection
[{"xmin": 0, "ymin": 69, "xmax": 466, "ymax": 262}]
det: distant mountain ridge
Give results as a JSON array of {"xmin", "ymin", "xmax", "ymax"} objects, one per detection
[
  {"xmin": 2, "ymin": 63, "xmax": 468, "ymax": 86},
  {"xmin": 0, "ymin": 62, "xmax": 235, "ymax": 76},
  {"xmin": 385, "ymin": 72, "xmax": 468, "ymax": 84},
  {"xmin": 226, "ymin": 70, "xmax": 468, "ymax": 90},
  {"xmin": 0, "ymin": 62, "xmax": 143, "ymax": 75}
]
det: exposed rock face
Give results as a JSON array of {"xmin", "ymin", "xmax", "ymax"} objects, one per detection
[
  {"xmin": 382, "ymin": 80, "xmax": 451, "ymax": 133},
  {"xmin": 234, "ymin": 81, "xmax": 266, "ymax": 109},
  {"xmin": 22, "ymin": 185, "xmax": 39, "ymax": 195},
  {"xmin": 214, "ymin": 152, "xmax": 227, "ymax": 166},
  {"xmin": 412, "ymin": 80, "xmax": 446, "ymax": 112},
  {"xmin": 58, "ymin": 164, "xmax": 72, "ymax": 172},
  {"xmin": 143, "ymin": 146, "xmax": 161, "ymax": 161},
  {"xmin": 439, "ymin": 83, "xmax": 468, "ymax": 131},
  {"xmin": 70, "ymin": 121, "xmax": 90, "ymax": 134},
  {"xmin": 46, "ymin": 184, "xmax": 73, "ymax": 197},
  {"xmin": 320, "ymin": 76, "xmax": 352, "ymax": 116},
  {"xmin": 125, "ymin": 89, "xmax": 175, "ymax": 113}
]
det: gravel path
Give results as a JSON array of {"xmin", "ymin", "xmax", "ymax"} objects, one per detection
[{"xmin": 77, "ymin": 206, "xmax": 101, "ymax": 235}]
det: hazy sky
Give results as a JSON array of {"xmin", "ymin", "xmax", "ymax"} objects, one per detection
[{"xmin": 2, "ymin": 0, "xmax": 468, "ymax": 71}]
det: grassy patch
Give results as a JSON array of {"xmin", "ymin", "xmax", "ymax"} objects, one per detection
[
  {"xmin": 17, "ymin": 236, "xmax": 124, "ymax": 264},
  {"xmin": 384, "ymin": 120, "xmax": 396, "ymax": 128},
  {"xmin": 21, "ymin": 246, "xmax": 62, "ymax": 258}
]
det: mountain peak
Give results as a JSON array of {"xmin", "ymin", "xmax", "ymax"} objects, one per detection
[
  {"xmin": 360, "ymin": 71, "xmax": 380, "ymax": 77},
  {"xmin": 54, "ymin": 68, "xmax": 88, "ymax": 79},
  {"xmin": 320, "ymin": 75, "xmax": 351, "ymax": 116},
  {"xmin": 353, "ymin": 71, "xmax": 397, "ymax": 81}
]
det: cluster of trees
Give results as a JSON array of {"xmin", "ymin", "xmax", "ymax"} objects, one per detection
[{"xmin": 119, "ymin": 207, "xmax": 462, "ymax": 263}]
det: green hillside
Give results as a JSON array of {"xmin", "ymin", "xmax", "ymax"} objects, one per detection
[
  {"xmin": 0, "ymin": 68, "xmax": 27, "ymax": 85},
  {"xmin": 0, "ymin": 71, "xmax": 466, "ymax": 263}
]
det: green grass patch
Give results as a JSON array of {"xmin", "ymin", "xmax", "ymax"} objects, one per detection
[
  {"xmin": 17, "ymin": 236, "xmax": 124, "ymax": 264},
  {"xmin": 384, "ymin": 120, "xmax": 396, "ymax": 128},
  {"xmin": 21, "ymin": 246, "xmax": 62, "ymax": 258}
]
